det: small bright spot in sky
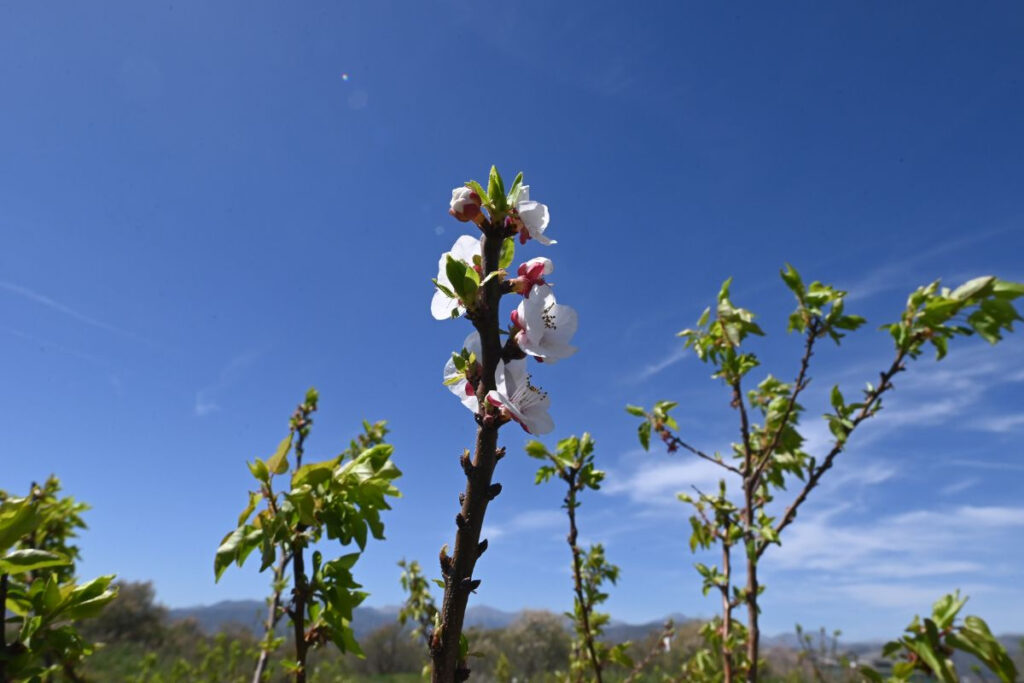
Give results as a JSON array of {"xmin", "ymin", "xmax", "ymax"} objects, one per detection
[{"xmin": 340, "ymin": 73, "xmax": 350, "ymax": 81}]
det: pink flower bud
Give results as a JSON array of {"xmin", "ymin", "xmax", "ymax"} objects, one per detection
[
  {"xmin": 511, "ymin": 257, "xmax": 553, "ymax": 297},
  {"xmin": 449, "ymin": 187, "xmax": 482, "ymax": 222}
]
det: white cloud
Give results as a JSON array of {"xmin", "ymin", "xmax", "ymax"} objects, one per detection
[
  {"xmin": 831, "ymin": 582, "xmax": 994, "ymax": 610},
  {"xmin": 970, "ymin": 413, "xmax": 1024, "ymax": 433},
  {"xmin": 624, "ymin": 345, "xmax": 688, "ymax": 383},
  {"xmin": 939, "ymin": 477, "xmax": 980, "ymax": 495},
  {"xmin": 603, "ymin": 458, "xmax": 726, "ymax": 506},
  {"xmin": 772, "ymin": 504, "xmax": 1024, "ymax": 577},
  {"xmin": 482, "ymin": 509, "xmax": 565, "ymax": 542}
]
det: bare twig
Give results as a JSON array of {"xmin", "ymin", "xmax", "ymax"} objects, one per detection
[{"xmin": 659, "ymin": 430, "xmax": 743, "ymax": 476}]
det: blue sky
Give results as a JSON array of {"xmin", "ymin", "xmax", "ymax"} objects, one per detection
[{"xmin": 2, "ymin": 1, "xmax": 1023, "ymax": 642}]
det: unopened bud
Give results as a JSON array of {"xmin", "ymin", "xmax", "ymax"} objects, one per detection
[{"xmin": 449, "ymin": 187, "xmax": 482, "ymax": 223}]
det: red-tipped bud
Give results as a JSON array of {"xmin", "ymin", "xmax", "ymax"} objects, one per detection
[
  {"xmin": 511, "ymin": 257, "xmax": 553, "ymax": 296},
  {"xmin": 449, "ymin": 187, "xmax": 482, "ymax": 222}
]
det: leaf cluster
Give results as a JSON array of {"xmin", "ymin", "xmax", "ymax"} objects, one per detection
[
  {"xmin": 397, "ymin": 559, "xmax": 438, "ymax": 649},
  {"xmin": 0, "ymin": 480, "xmax": 117, "ymax": 681},
  {"xmin": 861, "ymin": 592, "xmax": 1018, "ymax": 683},
  {"xmin": 881, "ymin": 276, "xmax": 1023, "ymax": 359},
  {"xmin": 214, "ymin": 390, "xmax": 401, "ymax": 660}
]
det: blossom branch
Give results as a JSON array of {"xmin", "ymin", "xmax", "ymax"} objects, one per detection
[{"xmin": 432, "ymin": 217, "xmax": 507, "ymax": 683}]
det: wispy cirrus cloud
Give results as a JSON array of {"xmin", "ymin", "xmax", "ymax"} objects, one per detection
[
  {"xmin": 194, "ymin": 349, "xmax": 267, "ymax": 417},
  {"xmin": 1, "ymin": 280, "xmax": 135, "ymax": 338},
  {"xmin": 840, "ymin": 227, "xmax": 1015, "ymax": 302},
  {"xmin": 623, "ymin": 345, "xmax": 688, "ymax": 384}
]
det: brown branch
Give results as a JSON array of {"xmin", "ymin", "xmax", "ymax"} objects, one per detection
[
  {"xmin": 252, "ymin": 550, "xmax": 291, "ymax": 683},
  {"xmin": 432, "ymin": 219, "xmax": 507, "ymax": 683},
  {"xmin": 289, "ymin": 408, "xmax": 314, "ymax": 683},
  {"xmin": 659, "ymin": 429, "xmax": 743, "ymax": 476},
  {"xmin": 759, "ymin": 349, "xmax": 908, "ymax": 559},
  {"xmin": 720, "ymin": 542, "xmax": 735, "ymax": 683}
]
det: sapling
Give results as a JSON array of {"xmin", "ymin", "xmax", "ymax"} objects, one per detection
[
  {"xmin": 431, "ymin": 167, "xmax": 577, "ymax": 682},
  {"xmin": 629, "ymin": 270, "xmax": 1023, "ymax": 682},
  {"xmin": 525, "ymin": 434, "xmax": 632, "ymax": 683},
  {"xmin": 214, "ymin": 389, "xmax": 400, "ymax": 682}
]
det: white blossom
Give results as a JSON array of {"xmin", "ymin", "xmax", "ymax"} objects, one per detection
[
  {"xmin": 486, "ymin": 359, "xmax": 554, "ymax": 435},
  {"xmin": 515, "ymin": 284, "xmax": 578, "ymax": 363},
  {"xmin": 443, "ymin": 331, "xmax": 482, "ymax": 412},
  {"xmin": 431, "ymin": 234, "xmax": 481, "ymax": 320},
  {"xmin": 512, "ymin": 185, "xmax": 554, "ymax": 245}
]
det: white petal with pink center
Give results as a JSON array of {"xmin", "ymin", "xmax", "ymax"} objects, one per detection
[
  {"xmin": 514, "ymin": 186, "xmax": 555, "ymax": 246},
  {"xmin": 516, "ymin": 284, "xmax": 578, "ymax": 363},
  {"xmin": 443, "ymin": 331, "xmax": 482, "ymax": 412},
  {"xmin": 486, "ymin": 359, "xmax": 554, "ymax": 435},
  {"xmin": 431, "ymin": 234, "xmax": 481, "ymax": 320}
]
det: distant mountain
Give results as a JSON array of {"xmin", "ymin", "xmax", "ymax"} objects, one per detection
[
  {"xmin": 169, "ymin": 601, "xmax": 400, "ymax": 640},
  {"xmin": 167, "ymin": 601, "xmax": 686, "ymax": 642}
]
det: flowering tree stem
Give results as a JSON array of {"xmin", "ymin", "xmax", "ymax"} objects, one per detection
[{"xmin": 432, "ymin": 224, "xmax": 507, "ymax": 683}]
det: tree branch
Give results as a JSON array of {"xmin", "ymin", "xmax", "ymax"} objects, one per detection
[
  {"xmin": 749, "ymin": 320, "xmax": 819, "ymax": 488},
  {"xmin": 659, "ymin": 429, "xmax": 743, "ymax": 476},
  {"xmin": 563, "ymin": 466, "xmax": 603, "ymax": 683},
  {"xmin": 760, "ymin": 349, "xmax": 908, "ymax": 559}
]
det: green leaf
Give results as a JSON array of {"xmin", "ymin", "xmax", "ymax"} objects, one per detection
[
  {"xmin": 487, "ymin": 166, "xmax": 507, "ymax": 212},
  {"xmin": 993, "ymin": 279, "xmax": 1024, "ymax": 299},
  {"xmin": 506, "ymin": 171, "xmax": 524, "ymax": 205},
  {"xmin": 267, "ymin": 434, "xmax": 293, "ymax": 476},
  {"xmin": 292, "ymin": 458, "xmax": 339, "ymax": 489},
  {"xmin": 214, "ymin": 527, "xmax": 246, "ymax": 581},
  {"xmin": 780, "ymin": 264, "xmax": 805, "ymax": 298},
  {"xmin": 524, "ymin": 440, "xmax": 548, "ymax": 459},
  {"xmin": 951, "ymin": 276, "xmax": 995, "ymax": 301},
  {"xmin": 465, "ymin": 180, "xmax": 487, "ymax": 206},
  {"xmin": 248, "ymin": 459, "xmax": 270, "ymax": 484},
  {"xmin": 432, "ymin": 278, "xmax": 456, "ymax": 299},
  {"xmin": 0, "ymin": 549, "xmax": 70, "ymax": 574},
  {"xmin": 499, "ymin": 237, "xmax": 515, "ymax": 269},
  {"xmin": 830, "ymin": 385, "xmax": 845, "ymax": 412},
  {"xmin": 0, "ymin": 498, "xmax": 41, "ymax": 552},
  {"xmin": 638, "ymin": 421, "xmax": 651, "ymax": 451},
  {"xmin": 445, "ymin": 255, "xmax": 479, "ymax": 303}
]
